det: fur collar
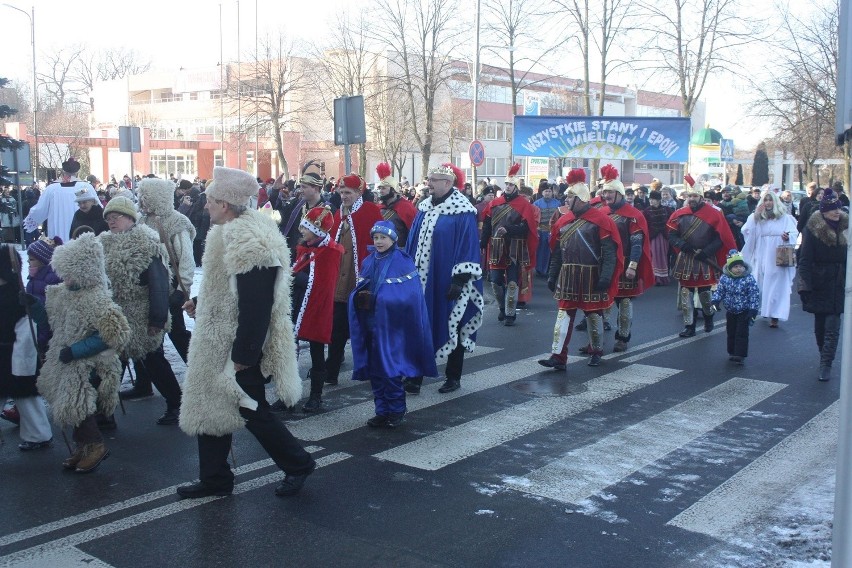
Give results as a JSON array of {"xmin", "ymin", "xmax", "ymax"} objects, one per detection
[
  {"xmin": 806, "ymin": 211, "xmax": 849, "ymax": 247},
  {"xmin": 218, "ymin": 209, "xmax": 288, "ymax": 274},
  {"xmin": 418, "ymin": 188, "xmax": 477, "ymax": 216}
]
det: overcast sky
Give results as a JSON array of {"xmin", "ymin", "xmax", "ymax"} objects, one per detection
[{"xmin": 2, "ymin": 0, "xmax": 805, "ymax": 151}]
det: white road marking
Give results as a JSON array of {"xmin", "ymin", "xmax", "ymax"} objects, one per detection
[
  {"xmin": 505, "ymin": 378, "xmax": 786, "ymax": 504},
  {"xmin": 374, "ymin": 364, "xmax": 681, "ymax": 470},
  {"xmin": 0, "ymin": 452, "xmax": 350, "ymax": 568},
  {"xmin": 1, "ymin": 546, "xmax": 115, "ymax": 568},
  {"xmin": 668, "ymin": 401, "xmax": 838, "ymax": 538},
  {"xmin": 619, "ymin": 327, "xmax": 725, "ymax": 363}
]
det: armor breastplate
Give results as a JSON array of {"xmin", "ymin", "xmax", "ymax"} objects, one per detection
[
  {"xmin": 559, "ymin": 219, "xmax": 601, "ymax": 265},
  {"xmin": 491, "ymin": 202, "xmax": 522, "ymax": 232},
  {"xmin": 609, "ymin": 212, "xmax": 632, "ymax": 254},
  {"xmin": 676, "ymin": 214, "xmax": 714, "ymax": 248},
  {"xmin": 381, "ymin": 208, "xmax": 399, "ymax": 222},
  {"xmin": 537, "ymin": 207, "xmax": 557, "ymax": 231}
]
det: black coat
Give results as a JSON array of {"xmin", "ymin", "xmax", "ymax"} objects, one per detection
[
  {"xmin": 69, "ymin": 204, "xmax": 109, "ymax": 237},
  {"xmin": 798, "ymin": 211, "xmax": 848, "ymax": 315}
]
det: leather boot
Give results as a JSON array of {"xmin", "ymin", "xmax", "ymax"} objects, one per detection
[
  {"xmin": 819, "ymin": 365, "xmax": 831, "ymax": 382},
  {"xmin": 492, "ymin": 282, "xmax": 506, "ymax": 322},
  {"xmin": 75, "ymin": 443, "xmax": 110, "ymax": 473},
  {"xmin": 679, "ymin": 324, "xmax": 696, "ymax": 338},
  {"xmin": 703, "ymin": 313, "xmax": 715, "ymax": 332},
  {"xmin": 63, "ymin": 446, "xmax": 85, "ymax": 470}
]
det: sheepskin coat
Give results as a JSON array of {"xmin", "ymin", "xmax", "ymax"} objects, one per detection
[
  {"xmin": 100, "ymin": 224, "xmax": 172, "ymax": 359},
  {"xmin": 37, "ymin": 234, "xmax": 131, "ymax": 427},
  {"xmin": 179, "ymin": 209, "xmax": 301, "ymax": 437}
]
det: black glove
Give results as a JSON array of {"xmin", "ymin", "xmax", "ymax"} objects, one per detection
[
  {"xmin": 446, "ymin": 283, "xmax": 463, "ymax": 301},
  {"xmin": 694, "ymin": 249, "xmax": 708, "ymax": 261},
  {"xmin": 680, "ymin": 242, "xmax": 694, "ymax": 253},
  {"xmin": 59, "ymin": 347, "xmax": 74, "ymax": 363},
  {"xmin": 18, "ymin": 291, "xmax": 37, "ymax": 308},
  {"xmin": 547, "ymin": 279, "xmax": 556, "ymax": 293},
  {"xmin": 595, "ymin": 277, "xmax": 611, "ymax": 291}
]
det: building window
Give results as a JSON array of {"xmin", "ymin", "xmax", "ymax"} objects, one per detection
[
  {"xmin": 149, "ymin": 151, "xmax": 197, "ymax": 179},
  {"xmin": 189, "ymin": 92, "xmax": 199, "ymax": 101},
  {"xmin": 214, "ymin": 151, "xmax": 225, "ymax": 168}
]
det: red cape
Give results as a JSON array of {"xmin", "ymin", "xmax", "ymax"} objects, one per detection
[
  {"xmin": 482, "ymin": 195, "xmax": 539, "ymax": 268},
  {"xmin": 381, "ymin": 196, "xmax": 417, "ymax": 229},
  {"xmin": 332, "ymin": 199, "xmax": 384, "ymax": 275},
  {"xmin": 601, "ymin": 202, "xmax": 655, "ymax": 292},
  {"xmin": 667, "ymin": 203, "xmax": 737, "ymax": 269},
  {"xmin": 292, "ymin": 240, "xmax": 344, "ymax": 344}
]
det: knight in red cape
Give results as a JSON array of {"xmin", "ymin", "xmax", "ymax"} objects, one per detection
[
  {"xmin": 376, "ymin": 162, "xmax": 416, "ymax": 246},
  {"xmin": 479, "ymin": 162, "xmax": 538, "ymax": 326},
  {"xmin": 303, "ymin": 173, "xmax": 382, "ymax": 413},
  {"xmin": 598, "ymin": 164, "xmax": 654, "ymax": 353},
  {"xmin": 539, "ymin": 169, "xmax": 623, "ymax": 369},
  {"xmin": 667, "ymin": 180, "xmax": 737, "ymax": 337}
]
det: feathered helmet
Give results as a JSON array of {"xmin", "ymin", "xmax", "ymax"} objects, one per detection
[
  {"xmin": 600, "ymin": 164, "xmax": 625, "ymax": 196},
  {"xmin": 300, "ymin": 206, "xmax": 334, "ymax": 237},
  {"xmin": 505, "ymin": 162, "xmax": 522, "ymax": 187},
  {"xmin": 428, "ymin": 163, "xmax": 465, "ymax": 190},
  {"xmin": 565, "ymin": 168, "xmax": 590, "ymax": 202},
  {"xmin": 683, "ymin": 173, "xmax": 701, "ymax": 196},
  {"xmin": 376, "ymin": 162, "xmax": 398, "ymax": 191},
  {"xmin": 339, "ymin": 173, "xmax": 366, "ymax": 194}
]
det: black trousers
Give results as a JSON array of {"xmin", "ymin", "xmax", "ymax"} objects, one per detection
[
  {"xmin": 72, "ymin": 414, "xmax": 103, "ymax": 446},
  {"xmin": 197, "ymin": 365, "xmax": 314, "ymax": 490},
  {"xmin": 168, "ymin": 292, "xmax": 191, "ymax": 363},
  {"xmin": 725, "ymin": 311, "xmax": 751, "ymax": 357},
  {"xmin": 325, "ymin": 301, "xmax": 350, "ymax": 383},
  {"xmin": 408, "ymin": 324, "xmax": 465, "ymax": 386},
  {"xmin": 133, "ymin": 346, "xmax": 183, "ymax": 409}
]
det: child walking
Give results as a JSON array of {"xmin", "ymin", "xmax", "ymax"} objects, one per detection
[
  {"xmin": 711, "ymin": 249, "xmax": 760, "ymax": 364},
  {"xmin": 349, "ymin": 221, "xmax": 437, "ymax": 428}
]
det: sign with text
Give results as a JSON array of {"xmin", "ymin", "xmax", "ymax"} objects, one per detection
[
  {"xmin": 526, "ymin": 157, "xmax": 549, "ymax": 180},
  {"xmin": 513, "ymin": 116, "xmax": 690, "ymax": 162}
]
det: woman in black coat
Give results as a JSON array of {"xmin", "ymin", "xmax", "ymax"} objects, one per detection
[
  {"xmin": 797, "ymin": 188, "xmax": 848, "ymax": 381},
  {"xmin": 69, "ymin": 192, "xmax": 109, "ymax": 237}
]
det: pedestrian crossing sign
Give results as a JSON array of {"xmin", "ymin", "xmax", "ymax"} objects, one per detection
[{"xmin": 720, "ymin": 138, "xmax": 735, "ymax": 162}]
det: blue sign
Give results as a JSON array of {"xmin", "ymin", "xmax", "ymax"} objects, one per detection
[
  {"xmin": 469, "ymin": 140, "xmax": 485, "ymax": 167},
  {"xmin": 513, "ymin": 116, "xmax": 691, "ymax": 162},
  {"xmin": 720, "ymin": 138, "xmax": 735, "ymax": 162}
]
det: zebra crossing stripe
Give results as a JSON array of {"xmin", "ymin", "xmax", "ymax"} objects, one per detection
[
  {"xmin": 504, "ymin": 377, "xmax": 786, "ymax": 504},
  {"xmin": 667, "ymin": 401, "xmax": 838, "ymax": 538},
  {"xmin": 3, "ymin": 546, "xmax": 116, "ymax": 568},
  {"xmin": 373, "ymin": 364, "xmax": 681, "ymax": 470}
]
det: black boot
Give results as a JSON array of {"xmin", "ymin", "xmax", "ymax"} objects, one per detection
[
  {"xmin": 703, "ymin": 313, "xmax": 714, "ymax": 332},
  {"xmin": 819, "ymin": 365, "xmax": 831, "ymax": 382},
  {"xmin": 679, "ymin": 324, "xmax": 696, "ymax": 338},
  {"xmin": 302, "ymin": 395, "xmax": 323, "ymax": 413}
]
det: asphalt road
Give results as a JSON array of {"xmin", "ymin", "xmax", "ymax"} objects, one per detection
[{"xmin": 0, "ymin": 274, "xmax": 839, "ymax": 567}]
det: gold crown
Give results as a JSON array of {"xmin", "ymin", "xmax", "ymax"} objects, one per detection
[{"xmin": 428, "ymin": 164, "xmax": 455, "ymax": 177}]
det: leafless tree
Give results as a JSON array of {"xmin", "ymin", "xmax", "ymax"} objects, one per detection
[
  {"xmin": 37, "ymin": 105, "xmax": 91, "ymax": 174},
  {"xmin": 371, "ymin": 0, "xmax": 463, "ymax": 176},
  {"xmin": 365, "ymin": 80, "xmax": 415, "ymax": 178},
  {"xmin": 38, "ymin": 45, "xmax": 89, "ymax": 110}
]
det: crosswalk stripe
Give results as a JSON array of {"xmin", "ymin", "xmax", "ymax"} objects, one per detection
[
  {"xmin": 373, "ymin": 364, "xmax": 681, "ymax": 470},
  {"xmin": 618, "ymin": 327, "xmax": 725, "ymax": 363},
  {"xmin": 504, "ymin": 377, "xmax": 786, "ymax": 504},
  {"xmin": 3, "ymin": 546, "xmax": 116, "ymax": 568},
  {"xmin": 667, "ymin": 401, "xmax": 838, "ymax": 538}
]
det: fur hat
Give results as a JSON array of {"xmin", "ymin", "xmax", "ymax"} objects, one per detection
[
  {"xmin": 138, "ymin": 178, "xmax": 177, "ymax": 216},
  {"xmin": 505, "ymin": 162, "xmax": 522, "ymax": 186},
  {"xmin": 600, "ymin": 164, "xmax": 625, "ymax": 195},
  {"xmin": 376, "ymin": 162, "xmax": 398, "ymax": 190},
  {"xmin": 61, "ymin": 158, "xmax": 81, "ymax": 174},
  {"xmin": 371, "ymin": 220, "xmax": 398, "ymax": 243},
  {"xmin": 725, "ymin": 248, "xmax": 745, "ymax": 269},
  {"xmin": 339, "ymin": 173, "xmax": 366, "ymax": 193},
  {"xmin": 300, "ymin": 159, "xmax": 324, "ymax": 187},
  {"xmin": 177, "ymin": 179, "xmax": 193, "ymax": 191},
  {"xmin": 27, "ymin": 236, "xmax": 63, "ymax": 265},
  {"xmin": 820, "ymin": 188, "xmax": 842, "ymax": 212},
  {"xmin": 299, "ymin": 207, "xmax": 334, "ymax": 238},
  {"xmin": 205, "ymin": 166, "xmax": 259, "ymax": 207},
  {"xmin": 50, "ymin": 232, "xmax": 108, "ymax": 289},
  {"xmin": 565, "ymin": 168, "xmax": 590, "ymax": 202},
  {"xmin": 649, "ymin": 190, "xmax": 662, "ymax": 201},
  {"xmin": 74, "ymin": 187, "xmax": 98, "ymax": 203},
  {"xmin": 103, "ymin": 196, "xmax": 138, "ymax": 221}
]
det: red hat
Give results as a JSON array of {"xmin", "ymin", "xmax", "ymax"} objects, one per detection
[
  {"xmin": 300, "ymin": 206, "xmax": 334, "ymax": 237},
  {"xmin": 340, "ymin": 173, "xmax": 366, "ymax": 193}
]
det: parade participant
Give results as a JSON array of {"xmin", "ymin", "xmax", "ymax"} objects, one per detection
[
  {"xmin": 69, "ymin": 188, "xmax": 109, "ymax": 238},
  {"xmin": 797, "ymin": 189, "xmax": 848, "ymax": 382},
  {"xmin": 741, "ymin": 191, "xmax": 798, "ymax": 328},
  {"xmin": 479, "ymin": 163, "xmax": 538, "ymax": 326},
  {"xmin": 598, "ymin": 165, "xmax": 653, "ymax": 352},
  {"xmin": 533, "ymin": 185, "xmax": 561, "ymax": 276},
  {"xmin": 539, "ymin": 168, "xmax": 622, "ymax": 369},
  {"xmin": 277, "ymin": 160, "xmax": 329, "ymax": 262},
  {"xmin": 177, "ymin": 166, "xmax": 315, "ymax": 499},
  {"xmin": 711, "ymin": 250, "xmax": 760, "ymax": 365},
  {"xmin": 643, "ymin": 190, "xmax": 675, "ymax": 286},
  {"xmin": 271, "ymin": 207, "xmax": 342, "ymax": 411},
  {"xmin": 36, "ymin": 234, "xmax": 131, "ymax": 472},
  {"xmin": 23, "ymin": 158, "xmax": 97, "ymax": 242},
  {"xmin": 135, "ymin": 178, "xmax": 195, "ymax": 364},
  {"xmin": 403, "ymin": 163, "xmax": 484, "ymax": 394},
  {"xmin": 376, "ymin": 162, "xmax": 416, "ymax": 245},
  {"xmin": 0, "ymin": 245, "xmax": 53, "ymax": 451},
  {"xmin": 100, "ymin": 196, "xmax": 183, "ymax": 425},
  {"xmin": 310, "ymin": 173, "xmax": 383, "ymax": 412},
  {"xmin": 349, "ymin": 221, "xmax": 436, "ymax": 428},
  {"xmin": 667, "ymin": 183, "xmax": 737, "ymax": 337}
]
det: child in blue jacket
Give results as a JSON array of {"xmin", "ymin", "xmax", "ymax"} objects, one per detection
[{"xmin": 711, "ymin": 249, "xmax": 761, "ymax": 364}]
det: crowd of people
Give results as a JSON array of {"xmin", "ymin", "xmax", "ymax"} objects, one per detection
[{"xmin": 0, "ymin": 155, "xmax": 847, "ymax": 501}]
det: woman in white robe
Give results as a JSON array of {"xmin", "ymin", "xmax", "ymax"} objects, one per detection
[{"xmin": 741, "ymin": 190, "xmax": 799, "ymax": 327}]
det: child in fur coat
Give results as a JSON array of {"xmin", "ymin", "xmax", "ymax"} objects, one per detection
[{"xmin": 711, "ymin": 249, "xmax": 761, "ymax": 365}]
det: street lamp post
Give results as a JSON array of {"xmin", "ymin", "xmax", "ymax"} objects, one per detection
[{"xmin": 2, "ymin": 3, "xmax": 38, "ymax": 182}]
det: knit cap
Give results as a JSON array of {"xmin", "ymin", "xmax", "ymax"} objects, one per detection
[
  {"xmin": 103, "ymin": 195, "xmax": 138, "ymax": 221},
  {"xmin": 370, "ymin": 220, "xmax": 398, "ymax": 243},
  {"xmin": 27, "ymin": 236, "xmax": 63, "ymax": 265},
  {"xmin": 725, "ymin": 249, "xmax": 745, "ymax": 269},
  {"xmin": 820, "ymin": 188, "xmax": 842, "ymax": 212}
]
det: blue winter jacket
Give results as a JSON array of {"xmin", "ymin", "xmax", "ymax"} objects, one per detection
[{"xmin": 712, "ymin": 262, "xmax": 760, "ymax": 315}]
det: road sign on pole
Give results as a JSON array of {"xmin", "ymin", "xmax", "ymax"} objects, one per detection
[
  {"xmin": 469, "ymin": 140, "xmax": 485, "ymax": 168},
  {"xmin": 720, "ymin": 138, "xmax": 735, "ymax": 162}
]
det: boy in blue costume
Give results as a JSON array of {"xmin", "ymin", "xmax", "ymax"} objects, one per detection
[
  {"xmin": 711, "ymin": 249, "xmax": 760, "ymax": 365},
  {"xmin": 349, "ymin": 221, "xmax": 437, "ymax": 428}
]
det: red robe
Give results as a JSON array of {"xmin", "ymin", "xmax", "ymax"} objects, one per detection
[
  {"xmin": 292, "ymin": 239, "xmax": 344, "ymax": 344},
  {"xmin": 481, "ymin": 194, "xmax": 539, "ymax": 270},
  {"xmin": 331, "ymin": 198, "xmax": 384, "ymax": 277},
  {"xmin": 601, "ymin": 202, "xmax": 655, "ymax": 298},
  {"xmin": 381, "ymin": 196, "xmax": 417, "ymax": 229},
  {"xmin": 667, "ymin": 203, "xmax": 737, "ymax": 286}
]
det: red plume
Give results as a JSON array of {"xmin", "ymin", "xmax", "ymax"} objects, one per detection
[
  {"xmin": 566, "ymin": 168, "xmax": 586, "ymax": 185},
  {"xmin": 684, "ymin": 173, "xmax": 695, "ymax": 188},
  {"xmin": 376, "ymin": 162, "xmax": 392, "ymax": 180},
  {"xmin": 508, "ymin": 162, "xmax": 521, "ymax": 177},
  {"xmin": 444, "ymin": 163, "xmax": 465, "ymax": 189},
  {"xmin": 600, "ymin": 164, "xmax": 619, "ymax": 182}
]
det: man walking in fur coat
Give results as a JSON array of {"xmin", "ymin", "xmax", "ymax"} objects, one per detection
[{"xmin": 177, "ymin": 166, "xmax": 315, "ymax": 499}]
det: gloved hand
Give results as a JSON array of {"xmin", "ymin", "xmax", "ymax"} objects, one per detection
[
  {"xmin": 709, "ymin": 302, "xmax": 720, "ymax": 314},
  {"xmin": 59, "ymin": 347, "xmax": 74, "ymax": 364},
  {"xmin": 446, "ymin": 283, "xmax": 463, "ymax": 301},
  {"xmin": 18, "ymin": 291, "xmax": 37, "ymax": 308},
  {"xmin": 595, "ymin": 277, "xmax": 611, "ymax": 291},
  {"xmin": 680, "ymin": 242, "xmax": 693, "ymax": 253},
  {"xmin": 694, "ymin": 249, "xmax": 708, "ymax": 261},
  {"xmin": 548, "ymin": 279, "xmax": 556, "ymax": 293}
]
